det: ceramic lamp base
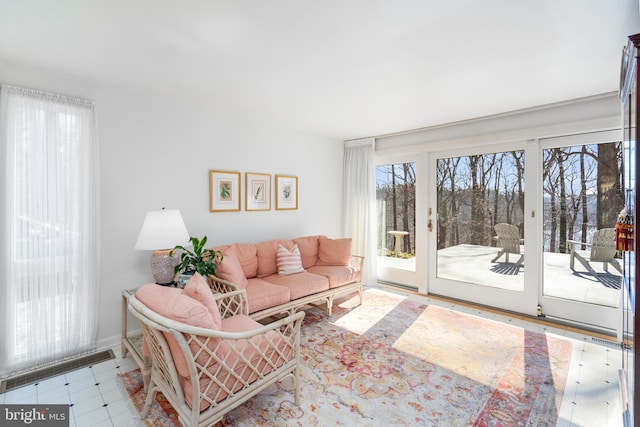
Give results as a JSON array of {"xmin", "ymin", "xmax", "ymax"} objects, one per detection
[{"xmin": 150, "ymin": 249, "xmax": 178, "ymax": 285}]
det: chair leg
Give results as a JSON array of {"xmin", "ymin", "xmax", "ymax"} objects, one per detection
[
  {"xmin": 491, "ymin": 249, "xmax": 506, "ymax": 263},
  {"xmin": 572, "ymin": 252, "xmax": 598, "ymax": 276},
  {"xmin": 570, "ymin": 251, "xmax": 575, "ymax": 270},
  {"xmin": 142, "ymin": 356, "xmax": 151, "ymax": 392},
  {"xmin": 142, "ymin": 382, "xmax": 157, "ymax": 418},
  {"xmin": 294, "ymin": 366, "xmax": 300, "ymax": 405},
  {"xmin": 609, "ymin": 259, "xmax": 622, "ymax": 274}
]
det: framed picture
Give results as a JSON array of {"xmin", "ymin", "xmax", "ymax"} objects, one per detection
[
  {"xmin": 245, "ymin": 172, "xmax": 271, "ymax": 211},
  {"xmin": 209, "ymin": 170, "xmax": 241, "ymax": 212},
  {"xmin": 275, "ymin": 175, "xmax": 298, "ymax": 210}
]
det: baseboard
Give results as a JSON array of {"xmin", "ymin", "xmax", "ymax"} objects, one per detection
[{"xmin": 0, "ymin": 350, "xmax": 115, "ymax": 394}]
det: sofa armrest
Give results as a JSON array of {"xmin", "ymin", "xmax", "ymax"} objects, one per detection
[
  {"xmin": 349, "ymin": 255, "xmax": 364, "ymax": 272},
  {"xmin": 211, "ymin": 289, "xmax": 249, "ymax": 319},
  {"xmin": 207, "ymin": 275, "xmax": 240, "ymax": 293}
]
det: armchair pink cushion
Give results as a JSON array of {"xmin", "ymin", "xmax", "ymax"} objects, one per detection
[
  {"xmin": 184, "ymin": 272, "xmax": 222, "ymax": 329},
  {"xmin": 136, "ymin": 283, "xmax": 216, "ymax": 378},
  {"xmin": 316, "ymin": 237, "xmax": 352, "ymax": 266},
  {"xmin": 183, "ymin": 314, "xmax": 292, "ymax": 410}
]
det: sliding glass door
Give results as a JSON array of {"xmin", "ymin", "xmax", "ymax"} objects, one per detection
[
  {"xmin": 424, "ymin": 132, "xmax": 623, "ymax": 332},
  {"xmin": 538, "ymin": 132, "xmax": 624, "ymax": 332},
  {"xmin": 428, "ymin": 143, "xmax": 534, "ymax": 314}
]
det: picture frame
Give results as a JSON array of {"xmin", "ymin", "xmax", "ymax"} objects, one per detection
[
  {"xmin": 209, "ymin": 170, "xmax": 241, "ymax": 212},
  {"xmin": 245, "ymin": 172, "xmax": 271, "ymax": 211},
  {"xmin": 275, "ymin": 175, "xmax": 298, "ymax": 210}
]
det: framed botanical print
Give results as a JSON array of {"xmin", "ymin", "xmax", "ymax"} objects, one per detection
[
  {"xmin": 275, "ymin": 175, "xmax": 298, "ymax": 210},
  {"xmin": 209, "ymin": 170, "xmax": 241, "ymax": 212},
  {"xmin": 245, "ymin": 172, "xmax": 271, "ymax": 211}
]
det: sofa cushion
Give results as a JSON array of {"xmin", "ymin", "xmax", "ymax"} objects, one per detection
[
  {"xmin": 276, "ymin": 244, "xmax": 305, "ymax": 275},
  {"xmin": 316, "ymin": 237, "xmax": 352, "ymax": 266},
  {"xmin": 307, "ymin": 265, "xmax": 362, "ymax": 289},
  {"xmin": 256, "ymin": 239, "xmax": 295, "ymax": 278},
  {"xmin": 294, "ymin": 235, "xmax": 320, "ymax": 268},
  {"xmin": 244, "ymin": 278, "xmax": 291, "ymax": 314},
  {"xmin": 231, "ymin": 242, "xmax": 259, "ymax": 278},
  {"xmin": 136, "ymin": 283, "xmax": 216, "ymax": 378},
  {"xmin": 183, "ymin": 272, "xmax": 223, "ymax": 329},
  {"xmin": 215, "ymin": 246, "xmax": 250, "ymax": 289},
  {"xmin": 262, "ymin": 272, "xmax": 329, "ymax": 300}
]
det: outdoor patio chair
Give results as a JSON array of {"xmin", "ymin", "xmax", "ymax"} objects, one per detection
[
  {"xmin": 568, "ymin": 228, "xmax": 622, "ymax": 276},
  {"xmin": 128, "ymin": 280, "xmax": 305, "ymax": 427},
  {"xmin": 491, "ymin": 223, "xmax": 524, "ymax": 266}
]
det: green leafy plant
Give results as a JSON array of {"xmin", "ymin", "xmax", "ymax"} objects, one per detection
[{"xmin": 170, "ymin": 236, "xmax": 224, "ymax": 277}]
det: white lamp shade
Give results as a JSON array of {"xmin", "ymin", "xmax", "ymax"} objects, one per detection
[{"xmin": 134, "ymin": 209, "xmax": 190, "ymax": 250}]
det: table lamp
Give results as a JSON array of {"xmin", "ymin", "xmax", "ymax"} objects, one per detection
[{"xmin": 135, "ymin": 208, "xmax": 190, "ymax": 285}]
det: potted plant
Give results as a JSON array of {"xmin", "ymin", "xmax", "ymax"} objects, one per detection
[{"xmin": 170, "ymin": 236, "xmax": 224, "ymax": 284}]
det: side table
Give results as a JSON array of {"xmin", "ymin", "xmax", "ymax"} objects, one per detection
[{"xmin": 121, "ymin": 288, "xmax": 151, "ymax": 391}]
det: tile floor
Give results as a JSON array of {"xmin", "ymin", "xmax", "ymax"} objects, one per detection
[{"xmin": 0, "ymin": 290, "xmax": 628, "ymax": 427}]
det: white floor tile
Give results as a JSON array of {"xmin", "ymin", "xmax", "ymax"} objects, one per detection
[
  {"xmin": 37, "ymin": 387, "xmax": 72, "ymax": 404},
  {"xmin": 68, "ymin": 383, "xmax": 101, "ymax": 403},
  {"xmin": 94, "ymin": 368, "xmax": 119, "ymax": 384},
  {"xmin": 97, "ymin": 377, "xmax": 120, "ymax": 394},
  {"xmin": 65, "ymin": 366, "xmax": 94, "ymax": 381},
  {"xmin": 4, "ymin": 385, "xmax": 38, "ymax": 404},
  {"xmin": 73, "ymin": 406, "xmax": 111, "ymax": 427},
  {"xmin": 71, "ymin": 394, "xmax": 106, "ymax": 417},
  {"xmin": 101, "ymin": 387, "xmax": 125, "ymax": 406},
  {"xmin": 90, "ymin": 359, "xmax": 118, "ymax": 373},
  {"xmin": 36, "ymin": 375, "xmax": 68, "ymax": 392}
]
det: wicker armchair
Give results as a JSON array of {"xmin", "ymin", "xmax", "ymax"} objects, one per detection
[{"xmin": 128, "ymin": 288, "xmax": 305, "ymax": 427}]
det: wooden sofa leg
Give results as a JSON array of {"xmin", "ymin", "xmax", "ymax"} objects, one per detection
[{"xmin": 326, "ymin": 296, "xmax": 333, "ymax": 317}]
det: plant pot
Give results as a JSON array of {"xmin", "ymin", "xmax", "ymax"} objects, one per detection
[{"xmin": 176, "ymin": 271, "xmax": 195, "ymax": 288}]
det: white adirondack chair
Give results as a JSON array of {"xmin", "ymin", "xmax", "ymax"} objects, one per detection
[
  {"xmin": 568, "ymin": 228, "xmax": 622, "ymax": 276},
  {"xmin": 491, "ymin": 223, "xmax": 524, "ymax": 266}
]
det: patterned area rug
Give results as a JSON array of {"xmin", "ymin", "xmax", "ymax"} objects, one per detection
[{"xmin": 119, "ymin": 288, "xmax": 572, "ymax": 426}]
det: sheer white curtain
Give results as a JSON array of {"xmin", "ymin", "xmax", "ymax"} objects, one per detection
[
  {"xmin": 0, "ymin": 84, "xmax": 99, "ymax": 376},
  {"xmin": 343, "ymin": 137, "xmax": 376, "ymax": 286}
]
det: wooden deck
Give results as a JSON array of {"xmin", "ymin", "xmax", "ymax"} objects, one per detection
[{"xmin": 378, "ymin": 243, "xmax": 621, "ymax": 308}]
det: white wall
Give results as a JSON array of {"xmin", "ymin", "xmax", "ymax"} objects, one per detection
[{"xmin": 0, "ymin": 60, "xmax": 344, "ymax": 348}]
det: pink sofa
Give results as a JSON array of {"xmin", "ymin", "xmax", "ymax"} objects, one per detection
[{"xmin": 208, "ymin": 235, "xmax": 364, "ymax": 320}]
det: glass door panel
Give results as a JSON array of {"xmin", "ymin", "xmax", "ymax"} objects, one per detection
[
  {"xmin": 376, "ymin": 162, "xmax": 417, "ymax": 284},
  {"xmin": 435, "ymin": 150, "xmax": 525, "ymax": 292},
  {"xmin": 538, "ymin": 131, "xmax": 625, "ymax": 333},
  {"xmin": 542, "ymin": 141, "xmax": 624, "ymax": 308}
]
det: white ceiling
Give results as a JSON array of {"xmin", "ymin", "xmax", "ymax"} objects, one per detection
[{"xmin": 0, "ymin": 1, "xmax": 638, "ymax": 140}]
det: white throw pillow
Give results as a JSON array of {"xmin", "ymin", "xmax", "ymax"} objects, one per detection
[{"xmin": 276, "ymin": 244, "xmax": 305, "ymax": 275}]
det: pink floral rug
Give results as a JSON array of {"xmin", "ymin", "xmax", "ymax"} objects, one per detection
[{"xmin": 119, "ymin": 288, "xmax": 572, "ymax": 426}]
